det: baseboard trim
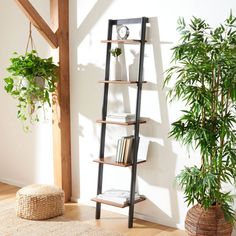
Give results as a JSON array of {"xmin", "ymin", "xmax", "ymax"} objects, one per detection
[
  {"xmin": 0, "ymin": 178, "xmax": 26, "ymax": 188},
  {"xmin": 70, "ymin": 196, "xmax": 184, "ymax": 230},
  {"xmin": 134, "ymin": 211, "xmax": 184, "ymax": 230}
]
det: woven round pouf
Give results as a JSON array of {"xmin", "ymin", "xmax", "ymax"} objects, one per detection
[
  {"xmin": 16, "ymin": 184, "xmax": 64, "ymax": 220},
  {"xmin": 185, "ymin": 204, "xmax": 233, "ymax": 236}
]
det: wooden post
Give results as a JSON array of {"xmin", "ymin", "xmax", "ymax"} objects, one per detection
[
  {"xmin": 51, "ymin": 0, "xmax": 71, "ymax": 202},
  {"xmin": 15, "ymin": 0, "xmax": 72, "ymax": 202}
]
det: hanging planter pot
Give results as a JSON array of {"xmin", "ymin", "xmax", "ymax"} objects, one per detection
[
  {"xmin": 3, "ymin": 23, "xmax": 58, "ymax": 130},
  {"xmin": 4, "ymin": 50, "xmax": 58, "ymax": 130}
]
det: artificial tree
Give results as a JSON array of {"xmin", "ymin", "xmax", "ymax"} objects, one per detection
[{"xmin": 165, "ymin": 13, "xmax": 236, "ymax": 233}]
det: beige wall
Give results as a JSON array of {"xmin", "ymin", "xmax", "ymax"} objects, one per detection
[{"xmin": 0, "ymin": 1, "xmax": 53, "ymax": 186}]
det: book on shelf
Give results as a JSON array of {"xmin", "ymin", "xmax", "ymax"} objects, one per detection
[
  {"xmin": 137, "ymin": 136, "xmax": 149, "ymax": 161},
  {"xmin": 96, "ymin": 189, "xmax": 143, "ymax": 204},
  {"xmin": 106, "ymin": 112, "xmax": 136, "ymax": 122},
  {"xmin": 116, "ymin": 135, "xmax": 134, "ymax": 163}
]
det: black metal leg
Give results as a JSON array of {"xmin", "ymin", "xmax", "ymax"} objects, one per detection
[{"xmin": 96, "ymin": 202, "xmax": 101, "ymax": 219}]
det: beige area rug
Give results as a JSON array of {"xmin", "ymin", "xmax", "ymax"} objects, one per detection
[{"xmin": 0, "ymin": 202, "xmax": 124, "ymax": 236}]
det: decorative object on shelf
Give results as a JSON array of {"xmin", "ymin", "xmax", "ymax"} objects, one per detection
[
  {"xmin": 110, "ymin": 47, "xmax": 122, "ymax": 57},
  {"xmin": 110, "ymin": 47, "xmax": 122, "ymax": 81},
  {"xmin": 106, "ymin": 112, "xmax": 136, "ymax": 122},
  {"xmin": 96, "ymin": 189, "xmax": 142, "ymax": 205},
  {"xmin": 117, "ymin": 25, "xmax": 129, "ymax": 40},
  {"xmin": 3, "ymin": 23, "xmax": 58, "ymax": 131},
  {"xmin": 128, "ymin": 49, "xmax": 140, "ymax": 82},
  {"xmin": 164, "ymin": 13, "xmax": 236, "ymax": 235}
]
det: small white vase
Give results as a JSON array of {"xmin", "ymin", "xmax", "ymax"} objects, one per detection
[{"xmin": 110, "ymin": 57, "xmax": 122, "ymax": 81}]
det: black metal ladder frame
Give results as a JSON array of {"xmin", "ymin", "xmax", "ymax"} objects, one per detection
[{"xmin": 95, "ymin": 17, "xmax": 149, "ymax": 228}]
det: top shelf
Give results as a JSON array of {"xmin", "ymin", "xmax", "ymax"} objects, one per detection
[{"xmin": 101, "ymin": 39, "xmax": 147, "ymax": 44}]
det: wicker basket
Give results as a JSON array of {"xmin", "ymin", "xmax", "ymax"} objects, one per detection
[
  {"xmin": 185, "ymin": 204, "xmax": 233, "ymax": 236},
  {"xmin": 16, "ymin": 184, "xmax": 64, "ymax": 220}
]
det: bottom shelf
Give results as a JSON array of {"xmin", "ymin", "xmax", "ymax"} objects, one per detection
[{"xmin": 91, "ymin": 195, "xmax": 146, "ymax": 208}]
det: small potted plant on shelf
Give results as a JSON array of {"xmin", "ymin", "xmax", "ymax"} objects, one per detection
[
  {"xmin": 110, "ymin": 47, "xmax": 122, "ymax": 81},
  {"xmin": 4, "ymin": 50, "xmax": 58, "ymax": 130},
  {"xmin": 164, "ymin": 13, "xmax": 236, "ymax": 235}
]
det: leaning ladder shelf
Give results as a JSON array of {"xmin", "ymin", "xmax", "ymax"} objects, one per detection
[{"xmin": 94, "ymin": 17, "xmax": 149, "ymax": 228}]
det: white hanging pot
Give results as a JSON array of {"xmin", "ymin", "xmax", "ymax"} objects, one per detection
[{"xmin": 34, "ymin": 76, "xmax": 45, "ymax": 88}]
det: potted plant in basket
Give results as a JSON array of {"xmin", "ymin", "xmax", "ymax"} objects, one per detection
[
  {"xmin": 165, "ymin": 13, "xmax": 236, "ymax": 235},
  {"xmin": 4, "ymin": 50, "xmax": 58, "ymax": 130}
]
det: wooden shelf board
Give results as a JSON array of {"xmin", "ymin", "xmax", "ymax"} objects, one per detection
[
  {"xmin": 101, "ymin": 39, "xmax": 146, "ymax": 44},
  {"xmin": 93, "ymin": 156, "xmax": 146, "ymax": 167},
  {"xmin": 91, "ymin": 196, "xmax": 146, "ymax": 208},
  {"xmin": 96, "ymin": 119, "xmax": 146, "ymax": 126},
  {"xmin": 98, "ymin": 80, "xmax": 147, "ymax": 84}
]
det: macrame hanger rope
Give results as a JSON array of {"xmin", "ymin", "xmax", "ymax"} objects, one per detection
[{"xmin": 25, "ymin": 22, "xmax": 37, "ymax": 54}]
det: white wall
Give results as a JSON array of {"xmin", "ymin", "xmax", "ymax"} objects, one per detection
[
  {"xmin": 0, "ymin": 1, "xmax": 53, "ymax": 187},
  {"xmin": 70, "ymin": 0, "xmax": 236, "ymax": 231}
]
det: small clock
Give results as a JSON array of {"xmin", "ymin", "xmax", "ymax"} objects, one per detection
[{"xmin": 117, "ymin": 25, "xmax": 129, "ymax": 40}]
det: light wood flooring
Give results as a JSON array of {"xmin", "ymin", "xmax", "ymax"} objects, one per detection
[{"xmin": 0, "ymin": 182, "xmax": 186, "ymax": 236}]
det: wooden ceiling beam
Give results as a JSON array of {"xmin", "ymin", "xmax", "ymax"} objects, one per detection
[{"xmin": 15, "ymin": 0, "xmax": 58, "ymax": 48}]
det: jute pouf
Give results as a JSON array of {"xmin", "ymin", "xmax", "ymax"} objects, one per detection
[{"xmin": 16, "ymin": 184, "xmax": 64, "ymax": 220}]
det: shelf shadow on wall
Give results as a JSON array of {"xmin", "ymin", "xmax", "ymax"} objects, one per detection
[
  {"xmin": 70, "ymin": 62, "xmax": 105, "ymax": 198},
  {"xmin": 134, "ymin": 17, "xmax": 181, "ymax": 227},
  {"xmin": 74, "ymin": 0, "xmax": 113, "ymax": 46},
  {"xmin": 70, "ymin": 0, "xmax": 113, "ymax": 199}
]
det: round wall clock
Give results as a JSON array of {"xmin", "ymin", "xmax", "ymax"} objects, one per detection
[{"xmin": 117, "ymin": 25, "xmax": 129, "ymax": 40}]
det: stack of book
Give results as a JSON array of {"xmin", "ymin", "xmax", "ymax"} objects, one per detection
[
  {"xmin": 116, "ymin": 135, "xmax": 134, "ymax": 163},
  {"xmin": 106, "ymin": 113, "xmax": 136, "ymax": 123},
  {"xmin": 96, "ymin": 189, "xmax": 142, "ymax": 205}
]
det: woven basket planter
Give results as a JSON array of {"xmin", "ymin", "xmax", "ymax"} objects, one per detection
[
  {"xmin": 185, "ymin": 204, "xmax": 233, "ymax": 236},
  {"xmin": 16, "ymin": 184, "xmax": 64, "ymax": 220}
]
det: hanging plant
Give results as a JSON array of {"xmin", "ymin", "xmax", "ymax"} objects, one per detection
[
  {"xmin": 3, "ymin": 23, "xmax": 58, "ymax": 130},
  {"xmin": 4, "ymin": 50, "xmax": 58, "ymax": 130}
]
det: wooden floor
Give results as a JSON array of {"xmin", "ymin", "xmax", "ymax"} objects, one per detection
[{"xmin": 0, "ymin": 182, "xmax": 186, "ymax": 236}]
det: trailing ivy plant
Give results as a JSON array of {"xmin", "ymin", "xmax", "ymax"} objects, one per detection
[
  {"xmin": 165, "ymin": 13, "xmax": 236, "ymax": 223},
  {"xmin": 4, "ymin": 50, "xmax": 58, "ymax": 130}
]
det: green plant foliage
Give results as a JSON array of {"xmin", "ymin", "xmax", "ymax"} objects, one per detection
[
  {"xmin": 165, "ymin": 13, "xmax": 236, "ymax": 224},
  {"xmin": 110, "ymin": 47, "xmax": 122, "ymax": 57},
  {"xmin": 4, "ymin": 50, "xmax": 58, "ymax": 130}
]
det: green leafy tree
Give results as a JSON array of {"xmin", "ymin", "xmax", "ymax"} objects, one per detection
[{"xmin": 165, "ymin": 13, "xmax": 236, "ymax": 223}]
